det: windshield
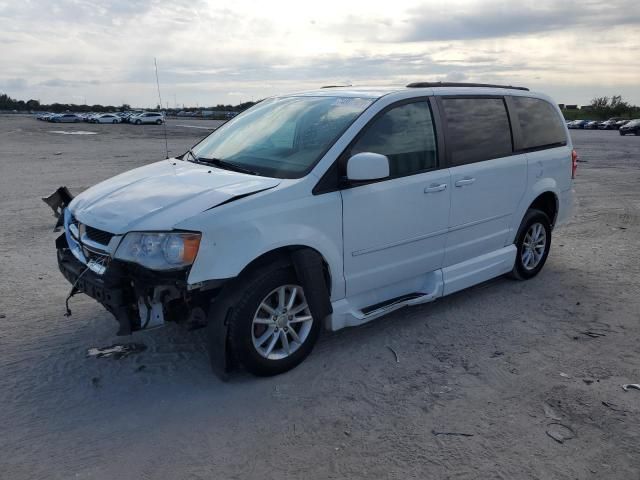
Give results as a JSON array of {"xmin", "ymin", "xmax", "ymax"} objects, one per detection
[{"xmin": 191, "ymin": 96, "xmax": 373, "ymax": 178}]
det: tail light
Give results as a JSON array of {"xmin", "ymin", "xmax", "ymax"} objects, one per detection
[{"xmin": 571, "ymin": 149, "xmax": 578, "ymax": 179}]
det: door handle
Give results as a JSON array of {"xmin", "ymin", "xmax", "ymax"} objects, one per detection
[
  {"xmin": 424, "ymin": 183, "xmax": 447, "ymax": 193},
  {"xmin": 454, "ymin": 177, "xmax": 476, "ymax": 187}
]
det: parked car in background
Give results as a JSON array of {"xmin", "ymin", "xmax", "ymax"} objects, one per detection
[
  {"xmin": 585, "ymin": 120, "xmax": 600, "ymax": 129},
  {"xmin": 121, "ymin": 111, "xmax": 143, "ymax": 123},
  {"xmin": 91, "ymin": 113, "xmax": 121, "ymax": 124},
  {"xmin": 619, "ymin": 119, "xmax": 640, "ymax": 136},
  {"xmin": 36, "ymin": 112, "xmax": 54, "ymax": 121},
  {"xmin": 131, "ymin": 112, "xmax": 165, "ymax": 125},
  {"xmin": 55, "ymin": 82, "xmax": 575, "ymax": 377},
  {"xmin": 568, "ymin": 120, "xmax": 588, "ymax": 129},
  {"xmin": 49, "ymin": 113, "xmax": 82, "ymax": 123},
  {"xmin": 615, "ymin": 119, "xmax": 630, "ymax": 129},
  {"xmin": 598, "ymin": 120, "xmax": 618, "ymax": 130}
]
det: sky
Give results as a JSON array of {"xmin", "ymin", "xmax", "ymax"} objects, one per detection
[{"xmin": 0, "ymin": 0, "xmax": 638, "ymax": 107}]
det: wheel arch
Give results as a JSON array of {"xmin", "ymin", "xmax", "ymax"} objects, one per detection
[
  {"xmin": 237, "ymin": 245, "xmax": 333, "ymax": 295},
  {"xmin": 528, "ymin": 191, "xmax": 559, "ymax": 227}
]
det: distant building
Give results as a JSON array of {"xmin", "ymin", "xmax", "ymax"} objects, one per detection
[
  {"xmin": 579, "ymin": 105, "xmax": 592, "ymax": 110},
  {"xmin": 558, "ymin": 104, "xmax": 565, "ymax": 110},
  {"xmin": 564, "ymin": 105, "xmax": 578, "ymax": 110}
]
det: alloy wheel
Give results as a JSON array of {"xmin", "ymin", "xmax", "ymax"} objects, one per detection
[
  {"xmin": 521, "ymin": 222, "xmax": 547, "ymax": 270},
  {"xmin": 251, "ymin": 284, "xmax": 313, "ymax": 360}
]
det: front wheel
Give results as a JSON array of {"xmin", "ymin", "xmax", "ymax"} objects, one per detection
[
  {"xmin": 135, "ymin": 119, "xmax": 141, "ymax": 125},
  {"xmin": 511, "ymin": 209, "xmax": 552, "ymax": 280},
  {"xmin": 156, "ymin": 119, "xmax": 162, "ymax": 125},
  {"xmin": 225, "ymin": 266, "xmax": 321, "ymax": 376}
]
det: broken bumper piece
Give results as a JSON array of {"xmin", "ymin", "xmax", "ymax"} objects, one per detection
[{"xmin": 56, "ymin": 233, "xmax": 211, "ymax": 335}]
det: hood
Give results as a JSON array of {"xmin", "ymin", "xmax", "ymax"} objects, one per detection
[{"xmin": 70, "ymin": 159, "xmax": 280, "ymax": 234}]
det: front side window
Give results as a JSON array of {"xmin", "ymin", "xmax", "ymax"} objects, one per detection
[
  {"xmin": 441, "ymin": 97, "xmax": 512, "ymax": 166},
  {"xmin": 193, "ymin": 96, "xmax": 373, "ymax": 179},
  {"xmin": 511, "ymin": 96, "xmax": 567, "ymax": 150},
  {"xmin": 350, "ymin": 101, "xmax": 437, "ymax": 177}
]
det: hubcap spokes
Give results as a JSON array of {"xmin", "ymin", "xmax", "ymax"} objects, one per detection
[
  {"xmin": 521, "ymin": 222, "xmax": 547, "ymax": 270},
  {"xmin": 251, "ymin": 284, "xmax": 313, "ymax": 360}
]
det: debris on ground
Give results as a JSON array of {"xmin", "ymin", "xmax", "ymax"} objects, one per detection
[
  {"xmin": 583, "ymin": 379, "xmax": 594, "ymax": 385},
  {"xmin": 87, "ymin": 343, "xmax": 147, "ymax": 359},
  {"xmin": 386, "ymin": 345, "xmax": 399, "ymax": 363},
  {"xmin": 559, "ymin": 372, "xmax": 570, "ymax": 378},
  {"xmin": 0, "ymin": 314, "xmax": 5, "ymax": 319},
  {"xmin": 622, "ymin": 384, "xmax": 640, "ymax": 392},
  {"xmin": 491, "ymin": 350, "xmax": 504, "ymax": 358},
  {"xmin": 580, "ymin": 330, "xmax": 607, "ymax": 338},
  {"xmin": 602, "ymin": 401, "xmax": 625, "ymax": 412},
  {"xmin": 543, "ymin": 402, "xmax": 562, "ymax": 421},
  {"xmin": 431, "ymin": 430, "xmax": 474, "ymax": 437},
  {"xmin": 546, "ymin": 423, "xmax": 575, "ymax": 443}
]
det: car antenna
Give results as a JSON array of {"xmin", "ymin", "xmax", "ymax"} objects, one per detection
[{"xmin": 154, "ymin": 57, "xmax": 170, "ymax": 159}]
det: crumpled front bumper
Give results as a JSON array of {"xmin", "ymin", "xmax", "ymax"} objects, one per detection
[
  {"xmin": 56, "ymin": 232, "xmax": 199, "ymax": 335},
  {"xmin": 57, "ymin": 233, "xmax": 135, "ymax": 334}
]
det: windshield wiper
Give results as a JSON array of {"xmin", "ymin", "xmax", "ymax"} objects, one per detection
[{"xmin": 199, "ymin": 157, "xmax": 260, "ymax": 176}]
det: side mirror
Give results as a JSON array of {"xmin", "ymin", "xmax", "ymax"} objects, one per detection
[{"xmin": 346, "ymin": 152, "xmax": 390, "ymax": 182}]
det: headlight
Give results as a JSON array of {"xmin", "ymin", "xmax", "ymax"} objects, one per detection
[{"xmin": 114, "ymin": 232, "xmax": 201, "ymax": 270}]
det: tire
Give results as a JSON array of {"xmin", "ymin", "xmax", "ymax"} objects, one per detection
[
  {"xmin": 620, "ymin": 131, "xmax": 625, "ymax": 136},
  {"xmin": 226, "ymin": 265, "xmax": 321, "ymax": 376},
  {"xmin": 156, "ymin": 119, "xmax": 162, "ymax": 125},
  {"xmin": 112, "ymin": 119, "xmax": 117, "ymax": 124},
  {"xmin": 510, "ymin": 209, "xmax": 552, "ymax": 280}
]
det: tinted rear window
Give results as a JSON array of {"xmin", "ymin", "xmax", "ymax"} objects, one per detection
[
  {"xmin": 511, "ymin": 96, "xmax": 567, "ymax": 150},
  {"xmin": 441, "ymin": 98, "xmax": 512, "ymax": 166}
]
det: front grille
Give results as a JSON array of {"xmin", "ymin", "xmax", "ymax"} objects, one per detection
[
  {"xmin": 64, "ymin": 212, "xmax": 112, "ymax": 275},
  {"xmin": 85, "ymin": 225, "xmax": 114, "ymax": 246}
]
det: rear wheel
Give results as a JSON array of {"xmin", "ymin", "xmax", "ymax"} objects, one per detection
[
  {"xmin": 135, "ymin": 119, "xmax": 141, "ymax": 125},
  {"xmin": 156, "ymin": 119, "xmax": 162, "ymax": 125},
  {"xmin": 511, "ymin": 209, "xmax": 552, "ymax": 280},
  {"xmin": 226, "ymin": 265, "xmax": 321, "ymax": 376}
]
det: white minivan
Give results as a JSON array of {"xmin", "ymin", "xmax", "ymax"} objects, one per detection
[{"xmin": 55, "ymin": 82, "xmax": 575, "ymax": 377}]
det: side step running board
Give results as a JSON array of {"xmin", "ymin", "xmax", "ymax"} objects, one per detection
[{"xmin": 358, "ymin": 290, "xmax": 438, "ymax": 320}]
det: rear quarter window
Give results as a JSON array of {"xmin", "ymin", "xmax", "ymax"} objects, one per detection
[
  {"xmin": 441, "ymin": 97, "xmax": 513, "ymax": 166},
  {"xmin": 511, "ymin": 96, "xmax": 567, "ymax": 150}
]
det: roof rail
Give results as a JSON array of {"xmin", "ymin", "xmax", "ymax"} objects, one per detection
[
  {"xmin": 321, "ymin": 84, "xmax": 352, "ymax": 89},
  {"xmin": 406, "ymin": 82, "xmax": 529, "ymax": 91}
]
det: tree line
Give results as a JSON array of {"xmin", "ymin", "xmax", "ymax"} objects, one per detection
[
  {"xmin": 0, "ymin": 93, "xmax": 256, "ymax": 113},
  {"xmin": 586, "ymin": 95, "xmax": 639, "ymax": 119}
]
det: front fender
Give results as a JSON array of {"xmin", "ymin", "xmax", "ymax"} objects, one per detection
[{"xmin": 179, "ymin": 187, "xmax": 345, "ymax": 300}]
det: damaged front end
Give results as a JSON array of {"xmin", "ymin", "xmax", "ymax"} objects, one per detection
[{"xmin": 56, "ymin": 207, "xmax": 218, "ymax": 336}]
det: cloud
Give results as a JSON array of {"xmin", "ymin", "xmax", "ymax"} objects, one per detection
[
  {"xmin": 397, "ymin": 1, "xmax": 640, "ymax": 41},
  {"xmin": 0, "ymin": 0, "xmax": 639, "ymax": 106}
]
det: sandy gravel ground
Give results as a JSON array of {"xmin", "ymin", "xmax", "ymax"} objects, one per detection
[{"xmin": 0, "ymin": 116, "xmax": 639, "ymax": 479}]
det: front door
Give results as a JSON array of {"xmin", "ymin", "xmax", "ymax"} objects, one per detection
[{"xmin": 341, "ymin": 100, "xmax": 451, "ymax": 297}]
